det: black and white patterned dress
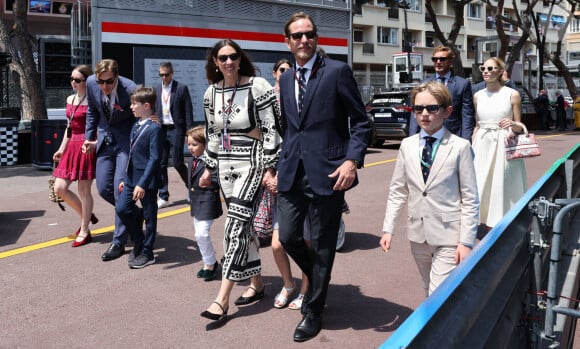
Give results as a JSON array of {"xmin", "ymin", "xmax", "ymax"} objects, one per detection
[{"xmin": 203, "ymin": 77, "xmax": 281, "ymax": 281}]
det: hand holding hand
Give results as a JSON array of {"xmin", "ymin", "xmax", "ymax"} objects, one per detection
[
  {"xmin": 199, "ymin": 169, "xmax": 211, "ymax": 188},
  {"xmin": 82, "ymin": 140, "xmax": 97, "ymax": 154}
]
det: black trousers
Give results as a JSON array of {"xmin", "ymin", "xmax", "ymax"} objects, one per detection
[{"xmin": 277, "ymin": 162, "xmax": 344, "ymax": 316}]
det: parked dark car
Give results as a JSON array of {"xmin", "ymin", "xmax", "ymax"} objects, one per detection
[{"xmin": 365, "ymin": 91, "xmax": 412, "ymax": 147}]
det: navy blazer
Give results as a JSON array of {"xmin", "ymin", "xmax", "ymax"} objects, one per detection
[
  {"xmin": 409, "ymin": 75, "xmax": 475, "ymax": 140},
  {"xmin": 187, "ymin": 157, "xmax": 223, "ymax": 220},
  {"xmin": 153, "ymin": 79, "xmax": 194, "ymax": 133},
  {"xmin": 124, "ymin": 119, "xmax": 162, "ymax": 189},
  {"xmin": 85, "ymin": 75, "xmax": 137, "ymax": 153},
  {"xmin": 277, "ymin": 56, "xmax": 371, "ymax": 196}
]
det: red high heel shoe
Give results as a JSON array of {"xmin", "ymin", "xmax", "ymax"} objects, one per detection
[{"xmin": 72, "ymin": 231, "xmax": 92, "ymax": 247}]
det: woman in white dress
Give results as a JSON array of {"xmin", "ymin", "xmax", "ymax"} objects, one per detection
[
  {"xmin": 472, "ymin": 57, "xmax": 527, "ymax": 230},
  {"xmin": 200, "ymin": 39, "xmax": 281, "ymax": 322}
]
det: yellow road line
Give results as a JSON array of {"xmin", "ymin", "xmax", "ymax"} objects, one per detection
[{"xmin": 0, "ymin": 207, "xmax": 190, "ymax": 259}]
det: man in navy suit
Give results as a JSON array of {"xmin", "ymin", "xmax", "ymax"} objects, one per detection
[
  {"xmin": 116, "ymin": 86, "xmax": 162, "ymax": 268},
  {"xmin": 83, "ymin": 59, "xmax": 137, "ymax": 261},
  {"xmin": 275, "ymin": 12, "xmax": 371, "ymax": 342},
  {"xmin": 409, "ymin": 46, "xmax": 475, "ymax": 140},
  {"xmin": 153, "ymin": 61, "xmax": 194, "ymax": 208}
]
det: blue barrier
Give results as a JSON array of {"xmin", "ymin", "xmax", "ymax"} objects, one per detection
[{"xmin": 380, "ymin": 144, "xmax": 580, "ymax": 349}]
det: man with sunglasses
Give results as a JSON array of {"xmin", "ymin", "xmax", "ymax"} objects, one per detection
[
  {"xmin": 152, "ymin": 61, "xmax": 193, "ymax": 209},
  {"xmin": 276, "ymin": 12, "xmax": 371, "ymax": 342},
  {"xmin": 409, "ymin": 46, "xmax": 475, "ymax": 141},
  {"xmin": 83, "ymin": 59, "xmax": 137, "ymax": 262}
]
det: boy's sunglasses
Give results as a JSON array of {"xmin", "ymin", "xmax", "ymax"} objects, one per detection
[
  {"xmin": 289, "ymin": 31, "xmax": 316, "ymax": 40},
  {"xmin": 217, "ymin": 53, "xmax": 240, "ymax": 62},
  {"xmin": 412, "ymin": 104, "xmax": 445, "ymax": 114}
]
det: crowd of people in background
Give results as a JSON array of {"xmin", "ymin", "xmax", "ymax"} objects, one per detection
[{"xmin": 51, "ymin": 9, "xmax": 576, "ymax": 343}]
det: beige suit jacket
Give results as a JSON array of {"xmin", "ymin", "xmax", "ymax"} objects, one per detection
[{"xmin": 382, "ymin": 129, "xmax": 479, "ymax": 246}]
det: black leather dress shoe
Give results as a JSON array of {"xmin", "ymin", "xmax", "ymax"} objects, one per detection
[
  {"xmin": 293, "ymin": 313, "xmax": 322, "ymax": 342},
  {"xmin": 101, "ymin": 243, "xmax": 125, "ymax": 261}
]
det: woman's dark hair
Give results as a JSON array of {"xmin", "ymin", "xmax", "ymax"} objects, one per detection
[
  {"xmin": 75, "ymin": 64, "xmax": 93, "ymax": 79},
  {"xmin": 273, "ymin": 58, "xmax": 291, "ymax": 72},
  {"xmin": 205, "ymin": 39, "xmax": 256, "ymax": 83}
]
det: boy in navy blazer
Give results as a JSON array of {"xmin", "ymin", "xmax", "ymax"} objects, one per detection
[
  {"xmin": 115, "ymin": 86, "xmax": 163, "ymax": 269},
  {"xmin": 186, "ymin": 126, "xmax": 223, "ymax": 281}
]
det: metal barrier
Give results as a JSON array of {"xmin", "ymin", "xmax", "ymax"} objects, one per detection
[{"xmin": 380, "ymin": 144, "xmax": 580, "ymax": 349}]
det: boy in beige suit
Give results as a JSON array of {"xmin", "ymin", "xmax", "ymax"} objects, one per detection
[{"xmin": 380, "ymin": 81, "xmax": 479, "ymax": 296}]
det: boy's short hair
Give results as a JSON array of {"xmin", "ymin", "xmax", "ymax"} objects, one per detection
[
  {"xmin": 131, "ymin": 85, "xmax": 156, "ymax": 109},
  {"xmin": 186, "ymin": 125, "xmax": 206, "ymax": 144},
  {"xmin": 410, "ymin": 81, "xmax": 452, "ymax": 108}
]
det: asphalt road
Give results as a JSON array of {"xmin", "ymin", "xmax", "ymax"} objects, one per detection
[{"xmin": 0, "ymin": 129, "xmax": 578, "ymax": 349}]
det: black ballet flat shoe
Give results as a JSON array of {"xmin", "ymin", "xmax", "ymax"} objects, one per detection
[
  {"xmin": 201, "ymin": 301, "xmax": 228, "ymax": 322},
  {"xmin": 234, "ymin": 286, "xmax": 265, "ymax": 306}
]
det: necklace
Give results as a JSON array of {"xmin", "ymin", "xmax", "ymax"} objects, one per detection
[{"xmin": 221, "ymin": 77, "xmax": 241, "ymax": 150}]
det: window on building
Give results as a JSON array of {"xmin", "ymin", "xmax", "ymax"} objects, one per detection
[
  {"xmin": 570, "ymin": 18, "xmax": 580, "ymax": 32},
  {"xmin": 407, "ymin": 0, "xmax": 421, "ymax": 11},
  {"xmin": 354, "ymin": 29, "xmax": 364, "ymax": 43},
  {"xmin": 570, "ymin": 52, "xmax": 580, "ymax": 60},
  {"xmin": 377, "ymin": 27, "xmax": 398, "ymax": 45},
  {"xmin": 467, "ymin": 3, "xmax": 482, "ymax": 19}
]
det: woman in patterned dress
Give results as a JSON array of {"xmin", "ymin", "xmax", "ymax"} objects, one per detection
[
  {"xmin": 52, "ymin": 65, "xmax": 98, "ymax": 247},
  {"xmin": 200, "ymin": 39, "xmax": 281, "ymax": 322}
]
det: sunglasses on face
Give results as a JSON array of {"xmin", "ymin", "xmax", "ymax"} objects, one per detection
[
  {"xmin": 289, "ymin": 31, "xmax": 316, "ymax": 40},
  {"xmin": 96, "ymin": 77, "xmax": 116, "ymax": 85},
  {"xmin": 412, "ymin": 104, "xmax": 445, "ymax": 114},
  {"xmin": 70, "ymin": 77, "xmax": 85, "ymax": 83},
  {"xmin": 278, "ymin": 67, "xmax": 287, "ymax": 73},
  {"xmin": 217, "ymin": 53, "xmax": 240, "ymax": 62},
  {"xmin": 431, "ymin": 57, "xmax": 450, "ymax": 62},
  {"xmin": 479, "ymin": 66, "xmax": 499, "ymax": 72},
  {"xmin": 159, "ymin": 73, "xmax": 171, "ymax": 77}
]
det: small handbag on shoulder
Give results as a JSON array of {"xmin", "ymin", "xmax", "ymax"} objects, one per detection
[{"xmin": 504, "ymin": 121, "xmax": 541, "ymax": 160}]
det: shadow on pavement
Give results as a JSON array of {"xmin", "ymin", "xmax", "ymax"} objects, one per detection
[{"xmin": 0, "ymin": 210, "xmax": 44, "ymax": 246}]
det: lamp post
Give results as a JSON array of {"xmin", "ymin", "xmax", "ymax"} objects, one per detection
[{"xmin": 400, "ymin": 0, "xmax": 411, "ymax": 83}]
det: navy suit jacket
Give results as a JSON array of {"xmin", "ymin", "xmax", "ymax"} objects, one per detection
[
  {"xmin": 277, "ymin": 56, "xmax": 371, "ymax": 196},
  {"xmin": 410, "ymin": 74, "xmax": 475, "ymax": 140},
  {"xmin": 153, "ymin": 79, "xmax": 194, "ymax": 133},
  {"xmin": 85, "ymin": 75, "xmax": 137, "ymax": 153},
  {"xmin": 187, "ymin": 157, "xmax": 223, "ymax": 220},
  {"xmin": 124, "ymin": 119, "xmax": 162, "ymax": 189}
]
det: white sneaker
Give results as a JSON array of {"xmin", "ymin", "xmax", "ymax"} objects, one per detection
[{"xmin": 157, "ymin": 198, "xmax": 169, "ymax": 209}]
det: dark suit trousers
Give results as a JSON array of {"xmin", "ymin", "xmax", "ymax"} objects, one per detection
[
  {"xmin": 115, "ymin": 186, "xmax": 158, "ymax": 255},
  {"xmin": 159, "ymin": 127, "xmax": 188, "ymax": 200},
  {"xmin": 96, "ymin": 142, "xmax": 129, "ymax": 245},
  {"xmin": 277, "ymin": 163, "xmax": 344, "ymax": 316}
]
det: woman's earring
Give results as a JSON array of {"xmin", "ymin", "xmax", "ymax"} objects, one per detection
[{"xmin": 215, "ymin": 68, "xmax": 219, "ymax": 73}]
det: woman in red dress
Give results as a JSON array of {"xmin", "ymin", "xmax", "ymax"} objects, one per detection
[{"xmin": 52, "ymin": 65, "xmax": 98, "ymax": 247}]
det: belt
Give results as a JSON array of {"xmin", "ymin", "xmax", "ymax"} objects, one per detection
[{"xmin": 162, "ymin": 124, "xmax": 176, "ymax": 130}]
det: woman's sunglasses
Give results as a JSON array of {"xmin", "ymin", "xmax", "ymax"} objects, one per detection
[
  {"xmin": 278, "ymin": 67, "xmax": 287, "ymax": 73},
  {"xmin": 217, "ymin": 53, "xmax": 240, "ymax": 62},
  {"xmin": 70, "ymin": 77, "xmax": 85, "ymax": 83},
  {"xmin": 479, "ymin": 66, "xmax": 499, "ymax": 72}
]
